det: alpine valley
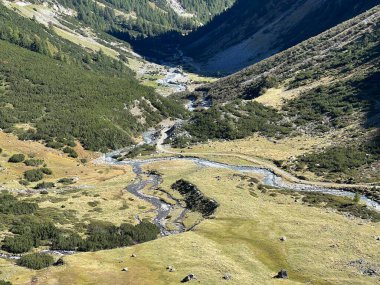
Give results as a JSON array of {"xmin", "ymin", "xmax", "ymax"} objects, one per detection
[{"xmin": 0, "ymin": 1, "xmax": 379, "ymax": 285}]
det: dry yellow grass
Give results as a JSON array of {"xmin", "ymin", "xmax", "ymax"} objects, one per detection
[
  {"xmin": 0, "ymin": 132, "xmax": 125, "ymax": 188},
  {"xmin": 5, "ymin": 160, "xmax": 378, "ymax": 285},
  {"xmin": 254, "ymin": 78, "xmax": 332, "ymax": 109},
  {"xmin": 0, "ymin": 132, "xmax": 156, "ymax": 226}
]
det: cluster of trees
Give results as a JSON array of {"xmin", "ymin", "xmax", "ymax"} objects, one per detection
[
  {"xmin": 62, "ymin": 220, "xmax": 160, "ymax": 251},
  {"xmin": 175, "ymin": 101, "xmax": 291, "ymax": 146},
  {"xmin": 180, "ymin": 0, "xmax": 234, "ymax": 23},
  {"xmin": 48, "ymin": 0, "xmax": 234, "ymax": 38},
  {"xmin": 283, "ymin": 79, "xmax": 370, "ymax": 129},
  {"xmin": 0, "ymin": 192, "xmax": 38, "ymax": 216},
  {"xmin": 0, "ymin": 4, "xmax": 126, "ymax": 76},
  {"xmin": 298, "ymin": 146, "xmax": 380, "ymax": 175},
  {"xmin": 0, "ymin": 191, "xmax": 160, "ymax": 255},
  {"xmin": 2, "ymin": 216, "xmax": 159, "ymax": 254},
  {"xmin": 0, "ymin": 39, "xmax": 185, "ymax": 151}
]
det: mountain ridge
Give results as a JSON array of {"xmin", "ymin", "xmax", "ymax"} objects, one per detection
[{"xmin": 180, "ymin": 0, "xmax": 380, "ymax": 73}]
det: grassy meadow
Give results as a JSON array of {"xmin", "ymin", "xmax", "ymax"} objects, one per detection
[{"xmin": 1, "ymin": 159, "xmax": 377, "ymax": 284}]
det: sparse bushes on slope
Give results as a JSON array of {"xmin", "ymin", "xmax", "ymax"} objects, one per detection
[{"xmin": 0, "ymin": 192, "xmax": 38, "ymax": 215}]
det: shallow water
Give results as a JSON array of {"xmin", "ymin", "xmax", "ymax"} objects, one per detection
[{"xmin": 102, "ymin": 154, "xmax": 380, "ymax": 211}]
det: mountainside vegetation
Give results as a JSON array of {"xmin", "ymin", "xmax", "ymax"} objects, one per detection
[
  {"xmin": 129, "ymin": 0, "xmax": 380, "ymax": 74},
  {"xmin": 26, "ymin": 0, "xmax": 234, "ymax": 38},
  {"xmin": 182, "ymin": 0, "xmax": 380, "ymax": 73},
  {"xmin": 0, "ymin": 4, "xmax": 186, "ymax": 151},
  {"xmin": 173, "ymin": 6, "xmax": 380, "ymax": 182}
]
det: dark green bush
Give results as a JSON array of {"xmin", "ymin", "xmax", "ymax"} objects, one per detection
[
  {"xmin": 51, "ymin": 232, "xmax": 83, "ymax": 251},
  {"xmin": 35, "ymin": 182, "xmax": 55, "ymax": 189},
  {"xmin": 18, "ymin": 180, "xmax": 30, "ymax": 186},
  {"xmin": 24, "ymin": 159, "xmax": 44, "ymax": 167},
  {"xmin": 57, "ymin": 178, "xmax": 75, "ymax": 185},
  {"xmin": 45, "ymin": 141, "xmax": 64, "ymax": 149},
  {"xmin": 16, "ymin": 253, "xmax": 54, "ymax": 270},
  {"xmin": 63, "ymin": 147, "xmax": 78, "ymax": 158},
  {"xmin": 2, "ymin": 234, "xmax": 34, "ymax": 254},
  {"xmin": 8, "ymin": 154, "xmax": 25, "ymax": 163},
  {"xmin": 0, "ymin": 193, "xmax": 38, "ymax": 215},
  {"xmin": 24, "ymin": 169, "xmax": 44, "ymax": 182}
]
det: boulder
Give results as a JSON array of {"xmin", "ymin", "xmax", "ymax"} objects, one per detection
[
  {"xmin": 122, "ymin": 267, "xmax": 129, "ymax": 272},
  {"xmin": 363, "ymin": 268, "xmax": 378, "ymax": 276},
  {"xmin": 280, "ymin": 236, "xmax": 287, "ymax": 242},
  {"xmin": 274, "ymin": 269, "xmax": 288, "ymax": 279},
  {"xmin": 131, "ymin": 253, "xmax": 137, "ymax": 258},
  {"xmin": 181, "ymin": 274, "xmax": 197, "ymax": 283},
  {"xmin": 223, "ymin": 273, "xmax": 232, "ymax": 280},
  {"xmin": 53, "ymin": 258, "xmax": 65, "ymax": 266},
  {"xmin": 167, "ymin": 265, "xmax": 176, "ymax": 272}
]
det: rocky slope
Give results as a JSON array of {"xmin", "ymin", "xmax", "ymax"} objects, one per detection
[
  {"xmin": 181, "ymin": 0, "xmax": 380, "ymax": 74},
  {"xmin": 174, "ymin": 5, "xmax": 380, "ymax": 183}
]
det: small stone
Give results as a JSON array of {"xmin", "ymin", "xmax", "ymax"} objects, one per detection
[
  {"xmin": 223, "ymin": 273, "xmax": 232, "ymax": 280},
  {"xmin": 280, "ymin": 236, "xmax": 287, "ymax": 242},
  {"xmin": 274, "ymin": 269, "xmax": 288, "ymax": 279},
  {"xmin": 181, "ymin": 274, "xmax": 197, "ymax": 283},
  {"xmin": 131, "ymin": 253, "xmax": 137, "ymax": 257},
  {"xmin": 122, "ymin": 267, "xmax": 128, "ymax": 272},
  {"xmin": 375, "ymin": 236, "xmax": 380, "ymax": 241},
  {"xmin": 167, "ymin": 265, "xmax": 176, "ymax": 272}
]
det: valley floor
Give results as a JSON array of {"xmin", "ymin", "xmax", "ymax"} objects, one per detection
[{"xmin": 2, "ymin": 160, "xmax": 379, "ymax": 285}]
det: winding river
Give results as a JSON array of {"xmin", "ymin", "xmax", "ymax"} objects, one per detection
[{"xmin": 99, "ymin": 152, "xmax": 380, "ymax": 235}]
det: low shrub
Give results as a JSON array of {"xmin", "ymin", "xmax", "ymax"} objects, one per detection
[
  {"xmin": 16, "ymin": 253, "xmax": 54, "ymax": 270},
  {"xmin": 24, "ymin": 159, "xmax": 44, "ymax": 167},
  {"xmin": 35, "ymin": 182, "xmax": 55, "ymax": 189},
  {"xmin": 57, "ymin": 178, "xmax": 75, "ymax": 185},
  {"xmin": 40, "ymin": 167, "xmax": 53, "ymax": 175},
  {"xmin": 8, "ymin": 154, "xmax": 25, "ymax": 163},
  {"xmin": 24, "ymin": 169, "xmax": 44, "ymax": 182},
  {"xmin": 2, "ymin": 235, "xmax": 34, "ymax": 254},
  {"xmin": 63, "ymin": 147, "xmax": 78, "ymax": 158}
]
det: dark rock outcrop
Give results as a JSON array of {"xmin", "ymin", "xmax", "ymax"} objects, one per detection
[
  {"xmin": 274, "ymin": 269, "xmax": 288, "ymax": 279},
  {"xmin": 181, "ymin": 274, "xmax": 197, "ymax": 283},
  {"xmin": 53, "ymin": 258, "xmax": 65, "ymax": 266}
]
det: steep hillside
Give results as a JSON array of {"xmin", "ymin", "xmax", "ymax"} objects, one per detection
[
  {"xmin": 0, "ymin": 5, "xmax": 185, "ymax": 151},
  {"xmin": 22, "ymin": 0, "xmax": 235, "ymax": 37},
  {"xmin": 173, "ymin": 6, "xmax": 380, "ymax": 183},
  {"xmin": 180, "ymin": 0, "xmax": 380, "ymax": 73}
]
